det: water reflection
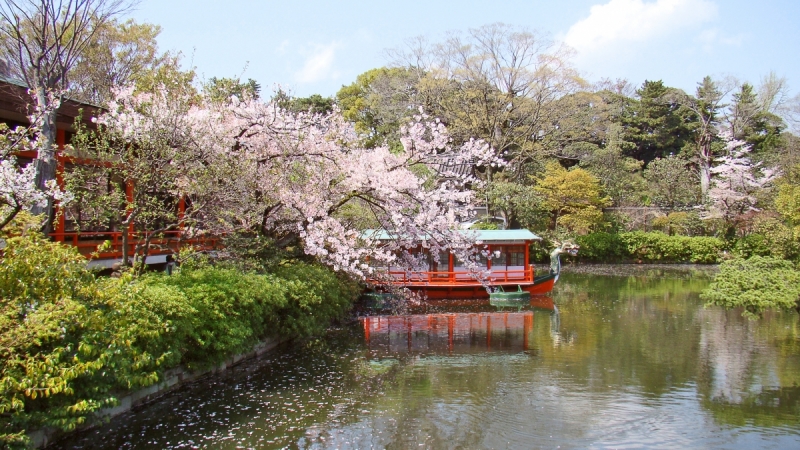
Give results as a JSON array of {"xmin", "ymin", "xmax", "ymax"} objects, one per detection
[
  {"xmin": 52, "ymin": 267, "xmax": 800, "ymax": 450},
  {"xmin": 363, "ymin": 311, "xmax": 537, "ymax": 355},
  {"xmin": 362, "ymin": 297, "xmax": 555, "ymax": 356}
]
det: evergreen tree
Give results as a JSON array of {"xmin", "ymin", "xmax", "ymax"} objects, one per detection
[{"xmin": 621, "ymin": 80, "xmax": 695, "ymax": 163}]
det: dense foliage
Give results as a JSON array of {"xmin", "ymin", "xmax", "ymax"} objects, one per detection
[
  {"xmin": 0, "ymin": 232, "xmax": 358, "ymax": 448},
  {"xmin": 701, "ymin": 257, "xmax": 800, "ymax": 318},
  {"xmin": 573, "ymin": 231, "xmax": 725, "ymax": 263}
]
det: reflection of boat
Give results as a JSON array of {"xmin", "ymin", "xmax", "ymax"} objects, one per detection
[
  {"xmin": 420, "ymin": 296, "xmax": 555, "ymax": 313},
  {"xmin": 360, "ymin": 297, "xmax": 556, "ymax": 356},
  {"xmin": 362, "ymin": 311, "xmax": 536, "ymax": 355},
  {"xmin": 365, "ymin": 229, "xmax": 578, "ymax": 299}
]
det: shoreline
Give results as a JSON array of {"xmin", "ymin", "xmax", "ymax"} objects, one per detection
[{"xmin": 28, "ymin": 337, "xmax": 288, "ymax": 449}]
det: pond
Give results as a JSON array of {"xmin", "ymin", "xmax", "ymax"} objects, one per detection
[{"xmin": 53, "ymin": 266, "xmax": 800, "ymax": 449}]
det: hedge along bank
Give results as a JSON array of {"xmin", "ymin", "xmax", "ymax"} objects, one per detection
[
  {"xmin": 571, "ymin": 231, "xmax": 726, "ymax": 264},
  {"xmin": 0, "ymin": 231, "xmax": 359, "ymax": 449}
]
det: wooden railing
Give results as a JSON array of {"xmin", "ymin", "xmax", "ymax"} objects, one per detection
[
  {"xmin": 371, "ymin": 265, "xmax": 534, "ymax": 286},
  {"xmin": 48, "ymin": 230, "xmax": 220, "ymax": 260}
]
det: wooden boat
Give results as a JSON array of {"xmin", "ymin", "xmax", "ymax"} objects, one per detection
[
  {"xmin": 364, "ymin": 229, "xmax": 577, "ymax": 299},
  {"xmin": 488, "ymin": 285, "xmax": 531, "ymax": 304}
]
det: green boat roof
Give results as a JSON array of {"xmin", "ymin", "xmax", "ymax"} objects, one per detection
[{"xmin": 362, "ymin": 229, "xmax": 541, "ymax": 242}]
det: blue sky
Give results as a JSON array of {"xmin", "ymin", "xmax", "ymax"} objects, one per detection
[{"xmin": 129, "ymin": 0, "xmax": 800, "ymax": 99}]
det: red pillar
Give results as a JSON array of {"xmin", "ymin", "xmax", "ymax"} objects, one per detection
[
  {"xmin": 448, "ymin": 315, "xmax": 455, "ymax": 353},
  {"xmin": 523, "ymin": 312, "xmax": 533, "ymax": 350},
  {"xmin": 407, "ymin": 316, "xmax": 412, "ymax": 352},
  {"xmin": 448, "ymin": 252, "xmax": 454, "ymax": 283},
  {"xmin": 126, "ymin": 180, "xmax": 135, "ymax": 257},
  {"xmin": 178, "ymin": 196, "xmax": 186, "ymax": 221},
  {"xmin": 525, "ymin": 241, "xmax": 531, "ymax": 281}
]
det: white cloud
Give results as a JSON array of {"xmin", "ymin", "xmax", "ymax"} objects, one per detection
[
  {"xmin": 295, "ymin": 42, "xmax": 340, "ymax": 84},
  {"xmin": 564, "ymin": 0, "xmax": 718, "ymax": 55}
]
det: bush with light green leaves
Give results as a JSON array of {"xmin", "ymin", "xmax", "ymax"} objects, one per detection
[
  {"xmin": 701, "ymin": 256, "xmax": 800, "ymax": 318},
  {"xmin": 0, "ymin": 230, "xmax": 358, "ymax": 448}
]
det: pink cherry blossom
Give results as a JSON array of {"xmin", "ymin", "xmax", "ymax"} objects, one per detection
[{"xmin": 97, "ymin": 84, "xmax": 502, "ymax": 282}]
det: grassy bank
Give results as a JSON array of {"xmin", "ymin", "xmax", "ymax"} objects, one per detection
[{"xmin": 0, "ymin": 232, "xmax": 359, "ymax": 449}]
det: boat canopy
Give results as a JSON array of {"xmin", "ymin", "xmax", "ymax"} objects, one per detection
[{"xmin": 362, "ymin": 229, "xmax": 542, "ymax": 244}]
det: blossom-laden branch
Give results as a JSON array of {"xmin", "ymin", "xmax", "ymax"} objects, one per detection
[{"xmin": 95, "ymin": 85, "xmax": 502, "ymax": 280}]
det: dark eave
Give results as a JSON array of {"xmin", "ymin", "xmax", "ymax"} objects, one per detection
[{"xmin": 0, "ymin": 76, "xmax": 103, "ymax": 131}]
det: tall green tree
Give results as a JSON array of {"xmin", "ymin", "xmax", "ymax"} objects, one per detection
[
  {"xmin": 389, "ymin": 23, "xmax": 586, "ymax": 179},
  {"xmin": 204, "ymin": 76, "xmax": 261, "ymax": 104},
  {"xmin": 68, "ymin": 18, "xmax": 168, "ymax": 105},
  {"xmin": 728, "ymin": 82, "xmax": 784, "ymax": 157},
  {"xmin": 689, "ymin": 76, "xmax": 727, "ymax": 198},
  {"xmin": 336, "ymin": 67, "xmax": 418, "ymax": 150},
  {"xmin": 775, "ymin": 165, "xmax": 800, "ymax": 240},
  {"xmin": 643, "ymin": 155, "xmax": 701, "ymax": 207},
  {"xmin": 581, "ymin": 123, "xmax": 645, "ymax": 207},
  {"xmin": 481, "ymin": 180, "xmax": 547, "ymax": 230},
  {"xmin": 273, "ymin": 90, "xmax": 333, "ymax": 116},
  {"xmin": 621, "ymin": 80, "xmax": 695, "ymax": 163}
]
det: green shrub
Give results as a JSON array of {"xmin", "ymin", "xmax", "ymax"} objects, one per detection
[
  {"xmin": 270, "ymin": 262, "xmax": 360, "ymax": 338},
  {"xmin": 701, "ymin": 256, "xmax": 800, "ymax": 317},
  {"xmin": 152, "ymin": 267, "xmax": 289, "ymax": 367},
  {"xmin": 685, "ymin": 237, "xmax": 725, "ymax": 263},
  {"xmin": 0, "ymin": 233, "xmax": 358, "ymax": 447},
  {"xmin": 573, "ymin": 231, "xmax": 724, "ymax": 263},
  {"xmin": 732, "ymin": 234, "xmax": 772, "ymax": 259},
  {"xmin": 0, "ymin": 233, "xmax": 111, "ymax": 447},
  {"xmin": 750, "ymin": 217, "xmax": 799, "ymax": 261},
  {"xmin": 575, "ymin": 232, "xmax": 623, "ymax": 261},
  {"xmin": 92, "ymin": 275, "xmax": 196, "ymax": 388}
]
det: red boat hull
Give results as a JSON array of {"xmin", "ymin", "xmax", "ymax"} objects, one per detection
[{"xmin": 408, "ymin": 276, "xmax": 557, "ymax": 299}]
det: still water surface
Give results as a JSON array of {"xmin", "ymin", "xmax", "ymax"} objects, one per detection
[{"xmin": 54, "ymin": 266, "xmax": 800, "ymax": 449}]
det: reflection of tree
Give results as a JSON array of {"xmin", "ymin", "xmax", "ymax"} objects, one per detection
[
  {"xmin": 546, "ymin": 272, "xmax": 708, "ymax": 396},
  {"xmin": 696, "ymin": 307, "xmax": 800, "ymax": 428},
  {"xmin": 703, "ymin": 387, "xmax": 800, "ymax": 428},
  {"xmin": 697, "ymin": 308, "xmax": 756, "ymax": 404}
]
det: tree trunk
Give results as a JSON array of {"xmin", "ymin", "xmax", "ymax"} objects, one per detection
[
  {"xmin": 120, "ymin": 212, "xmax": 135, "ymax": 267},
  {"xmin": 699, "ymin": 160, "xmax": 711, "ymax": 200},
  {"xmin": 31, "ymin": 88, "xmax": 58, "ymax": 233},
  {"xmin": 698, "ymin": 136, "xmax": 713, "ymax": 200}
]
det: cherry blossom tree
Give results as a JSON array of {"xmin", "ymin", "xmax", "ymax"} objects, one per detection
[
  {"xmin": 223, "ymin": 98, "xmax": 500, "ymax": 279},
  {"xmin": 68, "ymin": 83, "xmax": 239, "ymax": 271},
  {"xmin": 0, "ymin": 0, "xmax": 134, "ymax": 231},
  {"xmin": 81, "ymin": 80, "xmax": 502, "ymax": 281},
  {"xmin": 706, "ymin": 130, "xmax": 778, "ymax": 230}
]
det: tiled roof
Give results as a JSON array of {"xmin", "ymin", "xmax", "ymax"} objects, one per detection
[{"xmin": 427, "ymin": 154, "xmax": 475, "ymax": 179}]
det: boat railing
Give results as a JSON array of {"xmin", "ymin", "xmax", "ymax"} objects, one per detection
[{"xmin": 374, "ymin": 265, "xmax": 534, "ymax": 285}]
